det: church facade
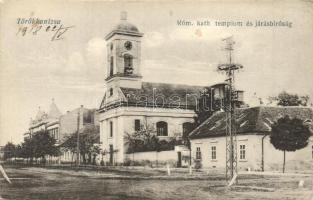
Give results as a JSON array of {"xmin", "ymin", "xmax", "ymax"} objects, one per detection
[{"xmin": 98, "ymin": 13, "xmax": 205, "ymax": 165}]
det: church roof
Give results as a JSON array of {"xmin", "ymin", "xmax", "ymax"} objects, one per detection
[
  {"xmin": 105, "ymin": 12, "xmax": 143, "ymax": 40},
  {"xmin": 189, "ymin": 106, "xmax": 313, "ymax": 139},
  {"xmin": 114, "ymin": 21, "xmax": 139, "ymax": 33},
  {"xmin": 120, "ymin": 82, "xmax": 204, "ymax": 109},
  {"xmin": 35, "ymin": 107, "xmax": 47, "ymax": 121},
  {"xmin": 30, "ymin": 99, "xmax": 62, "ymax": 128},
  {"xmin": 48, "ymin": 99, "xmax": 62, "ymax": 119}
]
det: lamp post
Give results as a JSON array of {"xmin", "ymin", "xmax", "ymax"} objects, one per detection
[{"xmin": 76, "ymin": 110, "xmax": 80, "ymax": 166}]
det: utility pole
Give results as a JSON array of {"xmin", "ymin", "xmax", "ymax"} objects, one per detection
[
  {"xmin": 217, "ymin": 36, "xmax": 243, "ymax": 183},
  {"xmin": 76, "ymin": 110, "xmax": 80, "ymax": 166}
]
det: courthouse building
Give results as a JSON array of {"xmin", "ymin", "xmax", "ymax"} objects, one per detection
[{"xmin": 189, "ymin": 106, "xmax": 313, "ymax": 171}]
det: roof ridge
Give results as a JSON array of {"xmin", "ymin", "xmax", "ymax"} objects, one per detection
[{"xmin": 142, "ymin": 81, "xmax": 206, "ymax": 88}]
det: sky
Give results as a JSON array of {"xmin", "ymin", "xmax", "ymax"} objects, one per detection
[{"xmin": 0, "ymin": 0, "xmax": 313, "ymax": 145}]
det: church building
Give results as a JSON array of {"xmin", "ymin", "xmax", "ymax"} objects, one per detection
[{"xmin": 98, "ymin": 12, "xmax": 205, "ymax": 165}]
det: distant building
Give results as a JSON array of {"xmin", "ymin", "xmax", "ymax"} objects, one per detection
[
  {"xmin": 29, "ymin": 99, "xmax": 62, "ymax": 142},
  {"xmin": 189, "ymin": 106, "xmax": 313, "ymax": 171},
  {"xmin": 59, "ymin": 105, "xmax": 99, "ymax": 138},
  {"xmin": 59, "ymin": 105, "xmax": 100, "ymax": 162},
  {"xmin": 28, "ymin": 101, "xmax": 99, "ymax": 163}
]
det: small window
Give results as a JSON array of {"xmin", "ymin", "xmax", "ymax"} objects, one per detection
[
  {"xmin": 196, "ymin": 147, "xmax": 201, "ymax": 160},
  {"xmin": 134, "ymin": 119, "xmax": 140, "ymax": 131},
  {"xmin": 211, "ymin": 146, "xmax": 216, "ymax": 160},
  {"xmin": 110, "ymin": 121, "xmax": 113, "ymax": 137},
  {"xmin": 156, "ymin": 121, "xmax": 168, "ymax": 136},
  {"xmin": 109, "ymin": 88, "xmax": 113, "ymax": 96},
  {"xmin": 240, "ymin": 145, "xmax": 246, "ymax": 160}
]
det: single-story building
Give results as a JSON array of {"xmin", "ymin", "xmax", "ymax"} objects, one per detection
[{"xmin": 189, "ymin": 106, "xmax": 313, "ymax": 171}]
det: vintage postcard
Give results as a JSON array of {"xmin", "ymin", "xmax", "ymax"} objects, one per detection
[{"xmin": 0, "ymin": 0, "xmax": 313, "ymax": 199}]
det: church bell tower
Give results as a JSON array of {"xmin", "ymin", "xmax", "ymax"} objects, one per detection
[{"xmin": 105, "ymin": 12, "xmax": 143, "ymax": 89}]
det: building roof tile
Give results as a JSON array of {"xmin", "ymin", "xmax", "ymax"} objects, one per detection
[
  {"xmin": 189, "ymin": 106, "xmax": 313, "ymax": 139},
  {"xmin": 120, "ymin": 82, "xmax": 205, "ymax": 109}
]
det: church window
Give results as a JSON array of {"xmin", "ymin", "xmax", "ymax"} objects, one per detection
[
  {"xmin": 110, "ymin": 121, "xmax": 113, "ymax": 137},
  {"xmin": 156, "ymin": 121, "xmax": 168, "ymax": 136},
  {"xmin": 110, "ymin": 56, "xmax": 114, "ymax": 76},
  {"xmin": 109, "ymin": 88, "xmax": 113, "ymax": 96},
  {"xmin": 134, "ymin": 119, "xmax": 140, "ymax": 131},
  {"xmin": 124, "ymin": 54, "xmax": 133, "ymax": 74}
]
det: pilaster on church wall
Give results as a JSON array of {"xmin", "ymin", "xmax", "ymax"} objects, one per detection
[{"xmin": 117, "ymin": 116, "xmax": 125, "ymax": 162}]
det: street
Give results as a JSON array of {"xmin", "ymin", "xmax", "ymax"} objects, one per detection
[{"xmin": 0, "ymin": 166, "xmax": 313, "ymax": 200}]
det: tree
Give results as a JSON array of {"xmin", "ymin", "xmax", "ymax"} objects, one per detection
[
  {"xmin": 20, "ymin": 137, "xmax": 35, "ymax": 164},
  {"xmin": 124, "ymin": 124, "xmax": 163, "ymax": 166},
  {"xmin": 31, "ymin": 130, "xmax": 61, "ymax": 163},
  {"xmin": 3, "ymin": 142, "xmax": 16, "ymax": 160},
  {"xmin": 124, "ymin": 132, "xmax": 138, "ymax": 163},
  {"xmin": 270, "ymin": 115, "xmax": 311, "ymax": 173},
  {"xmin": 269, "ymin": 91, "xmax": 310, "ymax": 106},
  {"xmin": 62, "ymin": 125, "xmax": 100, "ymax": 165}
]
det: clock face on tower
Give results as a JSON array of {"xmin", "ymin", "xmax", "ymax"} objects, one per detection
[{"xmin": 124, "ymin": 41, "xmax": 132, "ymax": 50}]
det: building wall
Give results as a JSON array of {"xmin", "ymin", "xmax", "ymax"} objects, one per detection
[
  {"xmin": 191, "ymin": 135, "xmax": 313, "ymax": 171},
  {"xmin": 47, "ymin": 123, "xmax": 60, "ymax": 141},
  {"xmin": 125, "ymin": 150, "xmax": 177, "ymax": 163},
  {"xmin": 59, "ymin": 107, "xmax": 84, "ymax": 139},
  {"xmin": 263, "ymin": 135, "xmax": 313, "ymax": 171},
  {"xmin": 99, "ymin": 106, "xmax": 195, "ymax": 164},
  {"xmin": 29, "ymin": 123, "xmax": 46, "ymax": 135}
]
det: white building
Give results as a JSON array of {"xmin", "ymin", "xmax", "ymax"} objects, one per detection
[
  {"xmin": 189, "ymin": 106, "xmax": 313, "ymax": 171},
  {"xmin": 98, "ymin": 13, "xmax": 204, "ymax": 165}
]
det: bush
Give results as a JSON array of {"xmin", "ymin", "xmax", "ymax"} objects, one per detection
[
  {"xmin": 194, "ymin": 159, "xmax": 202, "ymax": 169},
  {"xmin": 100, "ymin": 160, "xmax": 105, "ymax": 166}
]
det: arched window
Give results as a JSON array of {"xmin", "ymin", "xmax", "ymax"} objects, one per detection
[
  {"xmin": 157, "ymin": 121, "xmax": 168, "ymax": 136},
  {"xmin": 124, "ymin": 54, "xmax": 133, "ymax": 74}
]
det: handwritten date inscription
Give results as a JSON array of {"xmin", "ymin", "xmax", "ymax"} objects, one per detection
[{"xmin": 16, "ymin": 23, "xmax": 74, "ymax": 41}]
